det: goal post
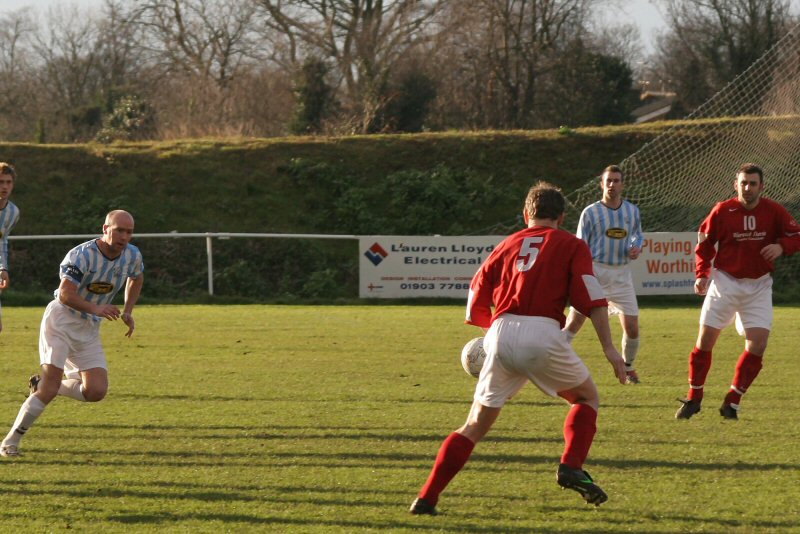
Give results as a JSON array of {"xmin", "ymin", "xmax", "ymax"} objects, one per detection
[{"xmin": 565, "ymin": 24, "xmax": 800, "ymax": 299}]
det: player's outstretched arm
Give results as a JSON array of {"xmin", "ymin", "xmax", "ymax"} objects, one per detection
[
  {"xmin": 122, "ymin": 275, "xmax": 144, "ymax": 337},
  {"xmin": 588, "ymin": 306, "xmax": 626, "ymax": 384}
]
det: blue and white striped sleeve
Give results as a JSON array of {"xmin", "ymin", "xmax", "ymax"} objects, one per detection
[
  {"xmin": 60, "ymin": 246, "xmax": 87, "ymax": 285},
  {"xmin": 576, "ymin": 205, "xmax": 592, "ymax": 243},
  {"xmin": 0, "ymin": 204, "xmax": 19, "ymax": 271},
  {"xmin": 630, "ymin": 204, "xmax": 644, "ymax": 249}
]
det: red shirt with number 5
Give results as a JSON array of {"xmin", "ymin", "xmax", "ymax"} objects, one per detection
[{"xmin": 466, "ymin": 226, "xmax": 607, "ymax": 328}]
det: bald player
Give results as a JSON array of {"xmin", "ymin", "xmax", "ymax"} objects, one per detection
[{"xmin": 1, "ymin": 210, "xmax": 144, "ymax": 457}]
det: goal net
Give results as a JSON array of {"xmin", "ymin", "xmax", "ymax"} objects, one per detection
[{"xmin": 565, "ymin": 23, "xmax": 800, "ymax": 298}]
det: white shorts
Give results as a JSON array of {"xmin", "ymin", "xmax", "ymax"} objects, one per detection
[
  {"xmin": 39, "ymin": 300, "xmax": 107, "ymax": 378},
  {"xmin": 700, "ymin": 269, "xmax": 772, "ymax": 335},
  {"xmin": 474, "ymin": 314, "xmax": 591, "ymax": 408},
  {"xmin": 592, "ymin": 262, "xmax": 639, "ymax": 316}
]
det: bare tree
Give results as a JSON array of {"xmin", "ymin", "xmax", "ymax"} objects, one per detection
[
  {"xmin": 133, "ymin": 0, "xmax": 294, "ymax": 137},
  {"xmin": 483, "ymin": 0, "xmax": 597, "ymax": 128},
  {"xmin": 428, "ymin": 0, "xmax": 602, "ymax": 129},
  {"xmin": 96, "ymin": 0, "xmax": 150, "ymax": 93},
  {"xmin": 256, "ymin": 0, "xmax": 445, "ymax": 133},
  {"xmin": 651, "ymin": 0, "xmax": 797, "ymax": 112},
  {"xmin": 0, "ymin": 9, "xmax": 36, "ymax": 140},
  {"xmin": 136, "ymin": 0, "xmax": 262, "ymax": 86},
  {"xmin": 27, "ymin": 5, "xmax": 109, "ymax": 141}
]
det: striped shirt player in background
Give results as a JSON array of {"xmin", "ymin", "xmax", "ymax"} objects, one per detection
[
  {"xmin": 0, "ymin": 162, "xmax": 21, "ymax": 334},
  {"xmin": 409, "ymin": 182, "xmax": 626, "ymax": 515},
  {"xmin": 676, "ymin": 163, "xmax": 800, "ymax": 421},
  {"xmin": 0, "ymin": 210, "xmax": 144, "ymax": 457},
  {"xmin": 563, "ymin": 165, "xmax": 644, "ymax": 384}
]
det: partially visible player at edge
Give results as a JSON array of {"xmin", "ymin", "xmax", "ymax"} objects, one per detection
[
  {"xmin": 0, "ymin": 210, "xmax": 144, "ymax": 457},
  {"xmin": 0, "ymin": 162, "xmax": 21, "ymax": 334},
  {"xmin": 676, "ymin": 163, "xmax": 800, "ymax": 421},
  {"xmin": 410, "ymin": 182, "xmax": 626, "ymax": 515},
  {"xmin": 563, "ymin": 165, "xmax": 644, "ymax": 384}
]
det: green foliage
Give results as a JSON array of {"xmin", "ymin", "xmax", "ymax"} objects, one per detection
[
  {"xmin": 34, "ymin": 118, "xmax": 46, "ymax": 144},
  {"xmin": 384, "ymin": 70, "xmax": 437, "ymax": 132},
  {"xmin": 290, "ymin": 57, "xmax": 336, "ymax": 135},
  {"xmin": 587, "ymin": 53, "xmax": 638, "ymax": 124},
  {"xmin": 1, "ymin": 304, "xmax": 800, "ymax": 532},
  {"xmin": 69, "ymin": 105, "xmax": 103, "ymax": 137},
  {"xmin": 301, "ymin": 268, "xmax": 341, "ymax": 298},
  {"xmin": 283, "ymin": 158, "xmax": 515, "ymax": 235},
  {"xmin": 669, "ymin": 58, "xmax": 714, "ymax": 118},
  {"xmin": 543, "ymin": 43, "xmax": 636, "ymax": 126},
  {"xmin": 205, "ymin": 238, "xmax": 355, "ymax": 300},
  {"xmin": 95, "ymin": 95, "xmax": 154, "ymax": 144},
  {"xmin": 61, "ymin": 189, "xmax": 132, "ymax": 233},
  {"xmin": 2, "ymin": 122, "xmax": 754, "ymax": 301}
]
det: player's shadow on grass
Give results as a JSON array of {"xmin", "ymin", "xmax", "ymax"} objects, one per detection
[
  {"xmin": 9, "ymin": 446, "xmax": 566, "ymax": 472},
  {"xmin": 111, "ymin": 392, "xmax": 562, "ymax": 407},
  {"xmin": 108, "ymin": 512, "xmax": 544, "ymax": 532},
  {"xmin": 532, "ymin": 505, "xmax": 795, "ymax": 533},
  {"xmin": 37, "ymin": 422, "xmax": 564, "ymax": 445},
  {"xmin": 591, "ymin": 456, "xmax": 800, "ymax": 471}
]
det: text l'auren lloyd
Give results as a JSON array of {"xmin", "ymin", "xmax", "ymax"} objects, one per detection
[{"xmin": 390, "ymin": 244, "xmax": 496, "ymax": 254}]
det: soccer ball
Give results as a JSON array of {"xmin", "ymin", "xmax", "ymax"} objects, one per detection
[{"xmin": 460, "ymin": 337, "xmax": 486, "ymax": 378}]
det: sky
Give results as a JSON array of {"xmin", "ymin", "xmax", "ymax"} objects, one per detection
[
  {"xmin": 0, "ymin": 0, "xmax": 670, "ymax": 53},
  {"xmin": 600, "ymin": 0, "xmax": 667, "ymax": 54}
]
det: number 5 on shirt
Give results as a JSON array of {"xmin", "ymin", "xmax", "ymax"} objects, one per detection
[{"xmin": 516, "ymin": 237, "xmax": 544, "ymax": 272}]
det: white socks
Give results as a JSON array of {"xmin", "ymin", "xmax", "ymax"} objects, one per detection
[
  {"xmin": 58, "ymin": 379, "xmax": 86, "ymax": 401},
  {"xmin": 2, "ymin": 378, "xmax": 89, "ymax": 450},
  {"xmin": 622, "ymin": 333, "xmax": 640, "ymax": 368},
  {"xmin": 2, "ymin": 395, "xmax": 46, "ymax": 447}
]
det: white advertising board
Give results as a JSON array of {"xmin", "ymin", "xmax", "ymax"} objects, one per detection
[
  {"xmin": 631, "ymin": 232, "xmax": 696, "ymax": 295},
  {"xmin": 359, "ymin": 236, "xmax": 502, "ymax": 298},
  {"xmin": 359, "ymin": 232, "xmax": 698, "ymax": 299}
]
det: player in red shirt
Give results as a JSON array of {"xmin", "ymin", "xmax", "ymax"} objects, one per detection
[
  {"xmin": 676, "ymin": 163, "xmax": 800, "ymax": 420},
  {"xmin": 409, "ymin": 182, "xmax": 626, "ymax": 515}
]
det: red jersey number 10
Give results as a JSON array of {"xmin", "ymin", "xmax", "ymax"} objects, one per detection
[{"xmin": 516, "ymin": 236, "xmax": 544, "ymax": 272}]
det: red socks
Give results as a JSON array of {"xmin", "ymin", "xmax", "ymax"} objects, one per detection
[
  {"xmin": 418, "ymin": 405, "xmax": 600, "ymax": 505},
  {"xmin": 687, "ymin": 348, "xmax": 712, "ymax": 401},
  {"xmin": 725, "ymin": 350, "xmax": 763, "ymax": 405},
  {"xmin": 418, "ymin": 432, "xmax": 475, "ymax": 505},
  {"xmin": 560, "ymin": 403, "xmax": 598, "ymax": 470},
  {"xmin": 688, "ymin": 347, "xmax": 763, "ymax": 406}
]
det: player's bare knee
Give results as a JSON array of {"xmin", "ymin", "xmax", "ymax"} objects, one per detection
[
  {"xmin": 83, "ymin": 387, "xmax": 107, "ymax": 402},
  {"xmin": 559, "ymin": 380, "xmax": 599, "ymax": 410},
  {"xmin": 35, "ymin": 385, "xmax": 59, "ymax": 405}
]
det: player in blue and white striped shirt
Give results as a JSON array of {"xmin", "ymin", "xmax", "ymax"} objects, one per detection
[
  {"xmin": 564, "ymin": 165, "xmax": 644, "ymax": 384},
  {"xmin": 1, "ymin": 210, "xmax": 144, "ymax": 457},
  {"xmin": 0, "ymin": 162, "xmax": 20, "ymax": 334}
]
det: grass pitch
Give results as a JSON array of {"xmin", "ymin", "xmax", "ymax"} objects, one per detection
[{"xmin": 0, "ymin": 304, "xmax": 799, "ymax": 533}]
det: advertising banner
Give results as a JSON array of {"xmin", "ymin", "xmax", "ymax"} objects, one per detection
[
  {"xmin": 631, "ymin": 232, "xmax": 696, "ymax": 295},
  {"xmin": 359, "ymin": 236, "xmax": 502, "ymax": 298},
  {"xmin": 359, "ymin": 232, "xmax": 698, "ymax": 299}
]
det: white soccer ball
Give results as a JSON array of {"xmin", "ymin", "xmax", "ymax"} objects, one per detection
[{"xmin": 461, "ymin": 337, "xmax": 486, "ymax": 378}]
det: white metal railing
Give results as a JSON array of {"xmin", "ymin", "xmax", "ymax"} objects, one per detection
[{"xmin": 9, "ymin": 232, "xmax": 358, "ymax": 295}]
